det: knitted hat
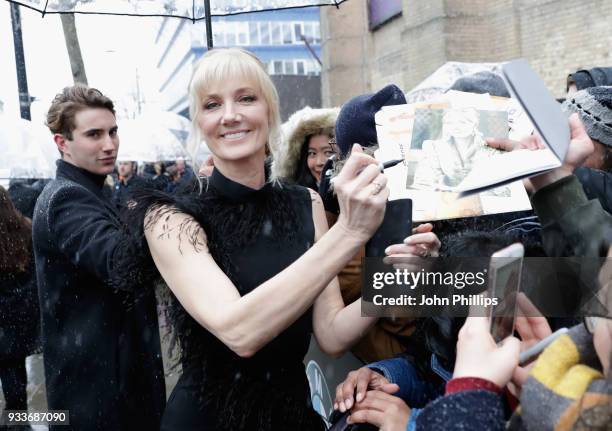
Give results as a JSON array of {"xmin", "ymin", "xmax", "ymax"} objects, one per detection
[
  {"xmin": 335, "ymin": 84, "xmax": 406, "ymax": 157},
  {"xmin": 448, "ymin": 71, "xmax": 510, "ymax": 98},
  {"xmin": 562, "ymin": 86, "xmax": 612, "ymax": 147},
  {"xmin": 567, "ymin": 67, "xmax": 612, "ymax": 92}
]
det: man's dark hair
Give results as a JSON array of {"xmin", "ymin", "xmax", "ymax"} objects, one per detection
[{"xmin": 46, "ymin": 84, "xmax": 115, "ymax": 140}]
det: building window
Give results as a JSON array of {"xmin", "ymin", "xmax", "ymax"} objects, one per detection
[
  {"xmin": 249, "ymin": 22, "xmax": 259, "ymax": 45},
  {"xmin": 225, "ymin": 22, "xmax": 236, "ymax": 46},
  {"xmin": 237, "ymin": 22, "xmax": 248, "ymax": 45},
  {"xmin": 273, "ymin": 60, "xmax": 283, "ymax": 75},
  {"xmin": 296, "ymin": 60, "xmax": 305, "ymax": 75},
  {"xmin": 260, "ymin": 22, "xmax": 270, "ymax": 45},
  {"xmin": 271, "ymin": 22, "xmax": 282, "ymax": 45},
  {"xmin": 284, "ymin": 60, "xmax": 295, "ymax": 74},
  {"xmin": 282, "ymin": 22, "xmax": 293, "ymax": 44},
  {"xmin": 294, "ymin": 22, "xmax": 303, "ymax": 42},
  {"xmin": 368, "ymin": 0, "xmax": 402, "ymax": 30}
]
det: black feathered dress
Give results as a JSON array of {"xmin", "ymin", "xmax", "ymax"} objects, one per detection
[{"xmin": 126, "ymin": 167, "xmax": 327, "ymax": 431}]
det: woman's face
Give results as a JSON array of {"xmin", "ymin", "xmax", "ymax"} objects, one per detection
[
  {"xmin": 306, "ymin": 134, "xmax": 335, "ymax": 183},
  {"xmin": 442, "ymin": 109, "xmax": 478, "ymax": 139},
  {"xmin": 196, "ymin": 77, "xmax": 269, "ymax": 163}
]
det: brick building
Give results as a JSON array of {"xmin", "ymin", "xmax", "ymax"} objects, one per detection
[{"xmin": 321, "ymin": 0, "xmax": 612, "ymax": 107}]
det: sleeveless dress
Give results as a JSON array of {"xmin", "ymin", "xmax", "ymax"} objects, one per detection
[{"xmin": 134, "ymin": 168, "xmax": 327, "ymax": 431}]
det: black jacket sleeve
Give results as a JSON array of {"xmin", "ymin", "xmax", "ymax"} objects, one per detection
[{"xmin": 48, "ymin": 184, "xmax": 122, "ymax": 286}]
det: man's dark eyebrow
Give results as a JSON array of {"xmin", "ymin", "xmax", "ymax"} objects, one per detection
[{"xmin": 84, "ymin": 128, "xmax": 103, "ymax": 135}]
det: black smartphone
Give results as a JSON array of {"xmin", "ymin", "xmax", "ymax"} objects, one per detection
[{"xmin": 365, "ymin": 198, "xmax": 413, "ymax": 258}]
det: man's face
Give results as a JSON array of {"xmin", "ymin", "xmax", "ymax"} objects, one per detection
[
  {"xmin": 56, "ymin": 108, "xmax": 119, "ymax": 175},
  {"xmin": 117, "ymin": 161, "xmax": 134, "ymax": 178}
]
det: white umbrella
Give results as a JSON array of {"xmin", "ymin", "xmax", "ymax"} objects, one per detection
[
  {"xmin": 10, "ymin": 0, "xmax": 349, "ymax": 48},
  {"xmin": 405, "ymin": 62, "xmax": 504, "ymax": 104},
  {"xmin": 116, "ymin": 119, "xmax": 190, "ymax": 162},
  {"xmin": 0, "ymin": 114, "xmax": 56, "ymax": 179},
  {"xmin": 138, "ymin": 111, "xmax": 192, "ymax": 147}
]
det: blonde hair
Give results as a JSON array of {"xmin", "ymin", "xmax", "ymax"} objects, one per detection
[{"xmin": 188, "ymin": 48, "xmax": 281, "ymax": 157}]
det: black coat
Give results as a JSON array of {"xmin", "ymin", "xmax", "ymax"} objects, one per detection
[
  {"xmin": 0, "ymin": 258, "xmax": 40, "ymax": 360},
  {"xmin": 575, "ymin": 166, "xmax": 612, "ymax": 215},
  {"xmin": 32, "ymin": 160, "xmax": 165, "ymax": 431}
]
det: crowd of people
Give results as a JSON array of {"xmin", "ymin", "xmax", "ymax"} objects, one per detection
[{"xmin": 0, "ymin": 48, "xmax": 610, "ymax": 431}]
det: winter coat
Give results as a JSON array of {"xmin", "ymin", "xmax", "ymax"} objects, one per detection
[
  {"xmin": 415, "ymin": 325, "xmax": 611, "ymax": 431},
  {"xmin": 0, "ymin": 257, "xmax": 40, "ymax": 360},
  {"xmin": 575, "ymin": 166, "xmax": 612, "ymax": 215},
  {"xmin": 32, "ymin": 160, "xmax": 165, "ymax": 431}
]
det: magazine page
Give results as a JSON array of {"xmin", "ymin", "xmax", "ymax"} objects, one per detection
[{"xmin": 376, "ymin": 95, "xmax": 533, "ymax": 222}]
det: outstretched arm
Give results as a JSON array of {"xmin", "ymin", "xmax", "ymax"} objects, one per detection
[{"xmin": 146, "ymin": 145, "xmax": 388, "ymax": 358}]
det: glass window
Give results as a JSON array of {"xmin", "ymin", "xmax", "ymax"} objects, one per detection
[
  {"xmin": 213, "ymin": 21, "xmax": 225, "ymax": 46},
  {"xmin": 282, "ymin": 23, "xmax": 293, "ymax": 44},
  {"xmin": 296, "ymin": 60, "xmax": 305, "ymax": 75},
  {"xmin": 273, "ymin": 60, "xmax": 283, "ymax": 75},
  {"xmin": 294, "ymin": 23, "xmax": 303, "ymax": 42},
  {"xmin": 260, "ymin": 22, "xmax": 270, "ymax": 45},
  {"xmin": 303, "ymin": 22, "xmax": 313, "ymax": 43},
  {"xmin": 226, "ymin": 22, "xmax": 236, "ymax": 46},
  {"xmin": 285, "ymin": 60, "xmax": 295, "ymax": 75},
  {"xmin": 271, "ymin": 22, "xmax": 282, "ymax": 45},
  {"xmin": 237, "ymin": 22, "xmax": 248, "ymax": 45},
  {"xmin": 313, "ymin": 22, "xmax": 321, "ymax": 44},
  {"xmin": 249, "ymin": 22, "xmax": 259, "ymax": 45}
]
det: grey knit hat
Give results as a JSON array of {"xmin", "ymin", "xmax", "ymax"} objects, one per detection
[{"xmin": 562, "ymin": 86, "xmax": 612, "ymax": 147}]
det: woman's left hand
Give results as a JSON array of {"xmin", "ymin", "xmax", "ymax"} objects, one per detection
[
  {"xmin": 384, "ymin": 223, "xmax": 441, "ymax": 258},
  {"xmin": 347, "ymin": 390, "xmax": 411, "ymax": 431}
]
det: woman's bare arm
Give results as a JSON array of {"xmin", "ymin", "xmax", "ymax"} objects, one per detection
[{"xmin": 145, "ymin": 146, "xmax": 388, "ymax": 358}]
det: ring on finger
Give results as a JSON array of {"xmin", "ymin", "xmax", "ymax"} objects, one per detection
[{"xmin": 371, "ymin": 181, "xmax": 384, "ymax": 195}]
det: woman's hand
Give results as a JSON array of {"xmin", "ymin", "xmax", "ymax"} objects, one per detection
[
  {"xmin": 453, "ymin": 316, "xmax": 521, "ymax": 387},
  {"xmin": 334, "ymin": 367, "xmax": 399, "ymax": 412},
  {"xmin": 384, "ymin": 223, "xmax": 441, "ymax": 259},
  {"xmin": 334, "ymin": 144, "xmax": 389, "ymax": 242},
  {"xmin": 347, "ymin": 391, "xmax": 411, "ymax": 431}
]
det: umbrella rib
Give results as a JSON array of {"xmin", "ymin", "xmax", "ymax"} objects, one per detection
[{"xmin": 43, "ymin": 0, "xmax": 49, "ymax": 16}]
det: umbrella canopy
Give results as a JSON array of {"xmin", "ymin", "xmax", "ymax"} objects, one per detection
[
  {"xmin": 405, "ymin": 61, "xmax": 504, "ymax": 104},
  {"xmin": 0, "ymin": 114, "xmax": 57, "ymax": 179},
  {"xmin": 138, "ymin": 111, "xmax": 192, "ymax": 147},
  {"xmin": 9, "ymin": 0, "xmax": 347, "ymax": 20},
  {"xmin": 8, "ymin": 0, "xmax": 348, "ymax": 48},
  {"xmin": 117, "ymin": 118, "xmax": 190, "ymax": 162}
]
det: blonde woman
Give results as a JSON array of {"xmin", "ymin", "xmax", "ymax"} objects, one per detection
[{"xmin": 133, "ymin": 48, "xmax": 388, "ymax": 430}]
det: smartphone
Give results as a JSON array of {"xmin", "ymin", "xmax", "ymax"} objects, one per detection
[
  {"xmin": 518, "ymin": 327, "xmax": 568, "ymax": 365},
  {"xmin": 365, "ymin": 198, "xmax": 412, "ymax": 258},
  {"xmin": 488, "ymin": 243, "xmax": 524, "ymax": 343}
]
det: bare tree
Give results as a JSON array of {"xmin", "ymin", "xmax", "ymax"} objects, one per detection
[{"xmin": 54, "ymin": 0, "xmax": 92, "ymax": 85}]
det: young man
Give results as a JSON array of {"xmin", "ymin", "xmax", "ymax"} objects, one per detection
[{"xmin": 32, "ymin": 85, "xmax": 165, "ymax": 430}]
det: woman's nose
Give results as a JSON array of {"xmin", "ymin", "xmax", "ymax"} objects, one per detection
[{"xmin": 222, "ymin": 102, "xmax": 239, "ymax": 124}]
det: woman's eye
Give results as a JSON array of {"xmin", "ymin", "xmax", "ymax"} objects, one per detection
[
  {"xmin": 308, "ymin": 151, "xmax": 316, "ymax": 157},
  {"xmin": 204, "ymin": 101, "xmax": 219, "ymax": 110},
  {"xmin": 239, "ymin": 95, "xmax": 256, "ymax": 103}
]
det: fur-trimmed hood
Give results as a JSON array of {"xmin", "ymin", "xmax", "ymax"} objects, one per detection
[{"xmin": 271, "ymin": 106, "xmax": 339, "ymax": 181}]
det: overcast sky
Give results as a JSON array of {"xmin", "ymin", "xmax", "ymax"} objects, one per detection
[{"xmin": 0, "ymin": 1, "xmax": 165, "ymax": 126}]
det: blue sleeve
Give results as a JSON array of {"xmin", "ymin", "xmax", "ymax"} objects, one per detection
[{"xmin": 367, "ymin": 357, "xmax": 421, "ymax": 405}]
